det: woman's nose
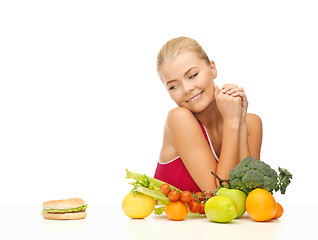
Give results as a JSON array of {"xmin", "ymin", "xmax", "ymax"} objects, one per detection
[{"xmin": 183, "ymin": 81, "xmax": 194, "ymax": 94}]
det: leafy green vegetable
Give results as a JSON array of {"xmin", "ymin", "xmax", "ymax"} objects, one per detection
[
  {"xmin": 126, "ymin": 169, "xmax": 180, "ymax": 192},
  {"xmin": 229, "ymin": 156, "xmax": 293, "ymax": 194},
  {"xmin": 125, "ymin": 169, "xmax": 181, "ymax": 215},
  {"xmin": 41, "ymin": 204, "xmax": 88, "ymax": 214},
  {"xmin": 134, "ymin": 185, "xmax": 169, "ymax": 204},
  {"xmin": 153, "ymin": 206, "xmax": 166, "ymax": 215},
  {"xmin": 276, "ymin": 167, "xmax": 293, "ymax": 194}
]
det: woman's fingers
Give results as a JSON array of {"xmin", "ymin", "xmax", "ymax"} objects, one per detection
[
  {"xmin": 233, "ymin": 91, "xmax": 248, "ymax": 109},
  {"xmin": 227, "ymin": 87, "xmax": 243, "ymax": 95},
  {"xmin": 222, "ymin": 83, "xmax": 238, "ymax": 89},
  {"xmin": 223, "ymin": 87, "xmax": 244, "ymax": 96},
  {"xmin": 220, "ymin": 84, "xmax": 247, "ymax": 109},
  {"xmin": 220, "ymin": 84, "xmax": 246, "ymax": 101},
  {"xmin": 231, "ymin": 91, "xmax": 244, "ymax": 97},
  {"xmin": 221, "ymin": 84, "xmax": 238, "ymax": 93}
]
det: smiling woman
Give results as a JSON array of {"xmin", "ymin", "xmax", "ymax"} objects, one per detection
[
  {"xmin": 154, "ymin": 37, "xmax": 263, "ymax": 194},
  {"xmin": 159, "ymin": 50, "xmax": 217, "ymax": 114}
]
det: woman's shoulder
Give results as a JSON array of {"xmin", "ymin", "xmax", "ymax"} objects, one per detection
[
  {"xmin": 167, "ymin": 106, "xmax": 194, "ymax": 117},
  {"xmin": 166, "ymin": 107, "xmax": 198, "ymax": 128},
  {"xmin": 246, "ymin": 113, "xmax": 263, "ymax": 133},
  {"xmin": 246, "ymin": 113, "xmax": 262, "ymax": 124},
  {"xmin": 160, "ymin": 107, "xmax": 209, "ymax": 163},
  {"xmin": 165, "ymin": 107, "xmax": 205, "ymax": 142},
  {"xmin": 160, "ymin": 107, "xmax": 198, "ymax": 163}
]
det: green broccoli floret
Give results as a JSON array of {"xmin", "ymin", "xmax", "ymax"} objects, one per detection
[
  {"xmin": 276, "ymin": 167, "xmax": 293, "ymax": 194},
  {"xmin": 241, "ymin": 170, "xmax": 266, "ymax": 190},
  {"xmin": 229, "ymin": 156, "xmax": 292, "ymax": 194}
]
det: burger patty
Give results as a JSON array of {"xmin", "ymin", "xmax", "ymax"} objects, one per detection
[{"xmin": 47, "ymin": 209, "xmax": 86, "ymax": 214}]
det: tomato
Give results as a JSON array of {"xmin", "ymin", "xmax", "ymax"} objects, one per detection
[
  {"xmin": 159, "ymin": 183, "xmax": 171, "ymax": 195},
  {"xmin": 180, "ymin": 191, "xmax": 192, "ymax": 203},
  {"xmin": 194, "ymin": 192, "xmax": 204, "ymax": 202},
  {"xmin": 205, "ymin": 193, "xmax": 213, "ymax": 199},
  {"xmin": 198, "ymin": 203, "xmax": 205, "ymax": 214},
  {"xmin": 188, "ymin": 200, "xmax": 200, "ymax": 213},
  {"xmin": 168, "ymin": 189, "xmax": 180, "ymax": 202}
]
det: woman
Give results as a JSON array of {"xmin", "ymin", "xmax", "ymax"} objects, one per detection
[{"xmin": 154, "ymin": 37, "xmax": 262, "ymax": 194}]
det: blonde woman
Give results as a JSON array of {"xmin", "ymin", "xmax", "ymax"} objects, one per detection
[{"xmin": 154, "ymin": 37, "xmax": 262, "ymax": 194}]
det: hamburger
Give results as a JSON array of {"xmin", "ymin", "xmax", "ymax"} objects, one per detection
[{"xmin": 42, "ymin": 198, "xmax": 87, "ymax": 220}]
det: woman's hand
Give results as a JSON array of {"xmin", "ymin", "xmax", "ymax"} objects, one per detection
[
  {"xmin": 214, "ymin": 85, "xmax": 242, "ymax": 126},
  {"xmin": 221, "ymin": 84, "xmax": 248, "ymax": 125}
]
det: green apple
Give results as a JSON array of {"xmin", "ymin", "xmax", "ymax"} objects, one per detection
[
  {"xmin": 216, "ymin": 187, "xmax": 247, "ymax": 218},
  {"xmin": 204, "ymin": 195, "xmax": 237, "ymax": 223}
]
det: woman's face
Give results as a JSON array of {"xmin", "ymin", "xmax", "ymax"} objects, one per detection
[{"xmin": 160, "ymin": 51, "xmax": 217, "ymax": 113}]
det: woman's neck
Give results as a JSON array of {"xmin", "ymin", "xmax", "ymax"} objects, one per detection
[{"xmin": 194, "ymin": 99, "xmax": 223, "ymax": 133}]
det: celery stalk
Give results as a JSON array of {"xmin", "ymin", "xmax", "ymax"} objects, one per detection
[
  {"xmin": 126, "ymin": 169, "xmax": 181, "ymax": 191},
  {"xmin": 126, "ymin": 169, "xmax": 165, "ymax": 187},
  {"xmin": 135, "ymin": 185, "xmax": 170, "ymax": 204}
]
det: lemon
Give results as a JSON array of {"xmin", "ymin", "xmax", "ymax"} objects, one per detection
[
  {"xmin": 204, "ymin": 196, "xmax": 238, "ymax": 223},
  {"xmin": 122, "ymin": 192, "xmax": 155, "ymax": 219}
]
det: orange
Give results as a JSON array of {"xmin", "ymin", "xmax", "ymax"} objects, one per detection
[
  {"xmin": 272, "ymin": 202, "xmax": 283, "ymax": 219},
  {"xmin": 246, "ymin": 188, "xmax": 277, "ymax": 222},
  {"xmin": 165, "ymin": 201, "xmax": 188, "ymax": 221}
]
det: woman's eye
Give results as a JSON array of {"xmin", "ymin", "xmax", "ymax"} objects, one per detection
[
  {"xmin": 189, "ymin": 73, "xmax": 198, "ymax": 79},
  {"xmin": 169, "ymin": 85, "xmax": 177, "ymax": 90}
]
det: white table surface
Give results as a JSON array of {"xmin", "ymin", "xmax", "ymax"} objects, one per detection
[{"xmin": 1, "ymin": 204, "xmax": 315, "ymax": 239}]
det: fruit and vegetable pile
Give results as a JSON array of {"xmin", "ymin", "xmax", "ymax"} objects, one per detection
[{"xmin": 122, "ymin": 156, "xmax": 292, "ymax": 223}]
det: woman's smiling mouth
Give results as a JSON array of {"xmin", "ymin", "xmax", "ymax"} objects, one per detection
[{"xmin": 186, "ymin": 91, "xmax": 204, "ymax": 102}]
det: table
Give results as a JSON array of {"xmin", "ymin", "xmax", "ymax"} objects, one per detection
[{"xmin": 1, "ymin": 204, "xmax": 316, "ymax": 239}]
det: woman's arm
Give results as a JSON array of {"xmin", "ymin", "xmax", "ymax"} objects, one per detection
[
  {"xmin": 237, "ymin": 114, "xmax": 263, "ymax": 161},
  {"xmin": 237, "ymin": 113, "xmax": 262, "ymax": 160},
  {"xmin": 221, "ymin": 84, "xmax": 249, "ymax": 160},
  {"xmin": 166, "ymin": 107, "xmax": 219, "ymax": 193},
  {"xmin": 215, "ymin": 121, "xmax": 240, "ymax": 183},
  {"xmin": 213, "ymin": 86, "xmax": 242, "ymax": 183},
  {"xmin": 239, "ymin": 123, "xmax": 251, "ymax": 160},
  {"xmin": 221, "ymin": 84, "xmax": 263, "ymax": 160},
  {"xmin": 246, "ymin": 113, "xmax": 263, "ymax": 159}
]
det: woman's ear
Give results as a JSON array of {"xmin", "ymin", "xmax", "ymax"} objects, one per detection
[{"xmin": 210, "ymin": 60, "xmax": 217, "ymax": 79}]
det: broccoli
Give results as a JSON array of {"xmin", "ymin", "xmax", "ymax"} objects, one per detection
[{"xmin": 228, "ymin": 156, "xmax": 292, "ymax": 194}]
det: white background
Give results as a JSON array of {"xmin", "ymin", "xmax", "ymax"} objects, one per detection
[{"xmin": 1, "ymin": 0, "xmax": 317, "ymax": 207}]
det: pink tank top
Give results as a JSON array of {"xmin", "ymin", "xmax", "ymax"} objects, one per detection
[{"xmin": 154, "ymin": 120, "xmax": 219, "ymax": 193}]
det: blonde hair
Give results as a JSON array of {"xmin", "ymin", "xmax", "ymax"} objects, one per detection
[{"xmin": 156, "ymin": 37, "xmax": 210, "ymax": 77}]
